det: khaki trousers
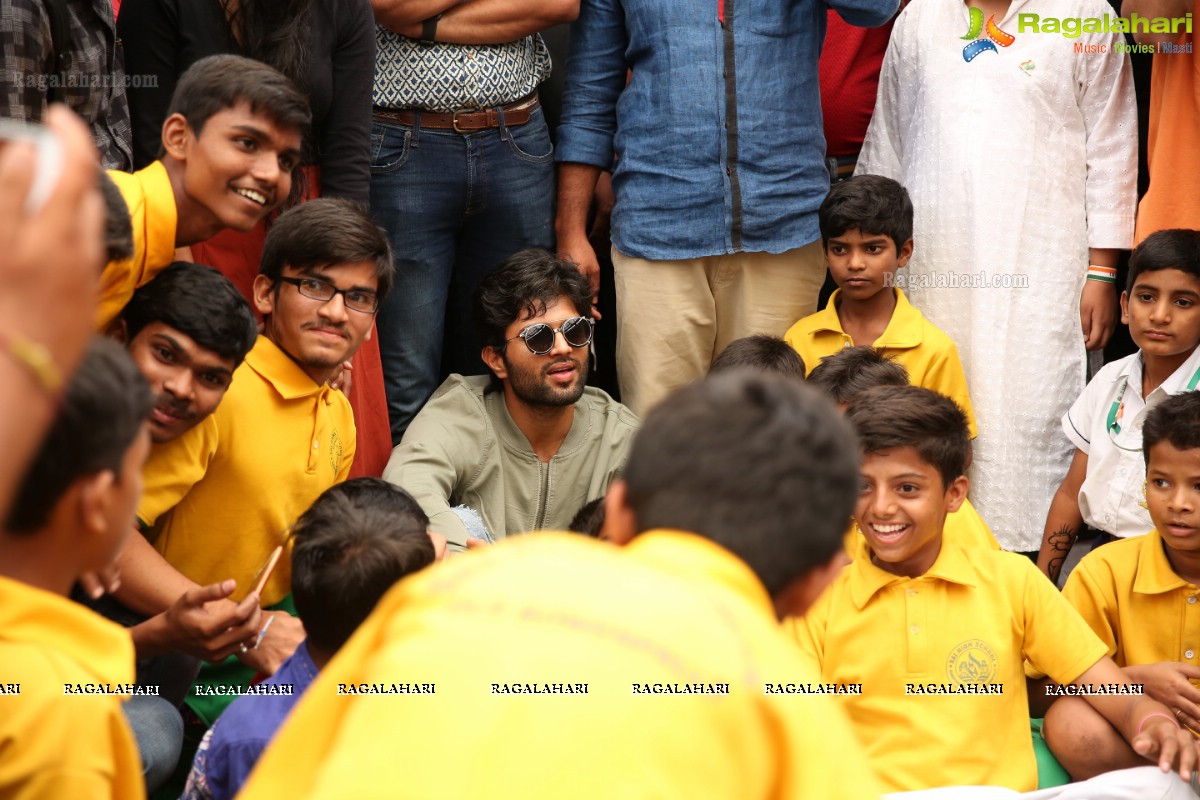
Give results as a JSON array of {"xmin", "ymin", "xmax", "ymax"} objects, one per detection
[{"xmin": 612, "ymin": 242, "xmax": 825, "ymax": 416}]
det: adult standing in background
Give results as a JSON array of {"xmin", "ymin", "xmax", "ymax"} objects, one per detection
[
  {"xmin": 369, "ymin": 0, "xmax": 578, "ymax": 446},
  {"xmin": 116, "ymin": 0, "xmax": 395, "ymax": 477},
  {"xmin": 1124, "ymin": 0, "xmax": 1200, "ymax": 240},
  {"xmin": 555, "ymin": 0, "xmax": 898, "ymax": 417},
  {"xmin": 1, "ymin": 0, "xmax": 133, "ymax": 170}
]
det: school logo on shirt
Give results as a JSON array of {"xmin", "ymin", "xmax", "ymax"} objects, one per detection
[
  {"xmin": 960, "ymin": 7, "xmax": 1016, "ymax": 62},
  {"xmin": 329, "ymin": 429, "xmax": 344, "ymax": 475},
  {"xmin": 946, "ymin": 639, "xmax": 999, "ymax": 684}
]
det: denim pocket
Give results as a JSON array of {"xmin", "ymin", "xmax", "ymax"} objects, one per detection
[
  {"xmin": 503, "ymin": 116, "xmax": 554, "ymax": 164},
  {"xmin": 369, "ymin": 122, "xmax": 413, "ymax": 173},
  {"xmin": 746, "ymin": 0, "xmax": 808, "ymax": 36}
]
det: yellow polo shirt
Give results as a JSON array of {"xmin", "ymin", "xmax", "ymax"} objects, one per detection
[
  {"xmin": 844, "ymin": 497, "xmax": 1000, "ymax": 559},
  {"xmin": 99, "ymin": 161, "xmax": 178, "ymax": 329},
  {"xmin": 0, "ymin": 576, "xmax": 144, "ymax": 799},
  {"xmin": 1062, "ymin": 530, "xmax": 1200, "ymax": 668},
  {"xmin": 238, "ymin": 531, "xmax": 883, "ymax": 800},
  {"xmin": 784, "ymin": 288, "xmax": 977, "ymax": 437},
  {"xmin": 137, "ymin": 335, "xmax": 355, "ymax": 606},
  {"xmin": 792, "ymin": 542, "xmax": 1107, "ymax": 792}
]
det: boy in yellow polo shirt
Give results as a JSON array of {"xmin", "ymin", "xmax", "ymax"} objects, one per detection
[
  {"xmin": 0, "ymin": 338, "xmax": 154, "ymax": 799},
  {"xmin": 98, "ymin": 54, "xmax": 310, "ymax": 329},
  {"xmin": 239, "ymin": 371, "xmax": 882, "ymax": 800},
  {"xmin": 793, "ymin": 385, "xmax": 1200, "ymax": 794},
  {"xmin": 114, "ymin": 200, "xmax": 393, "ymax": 725},
  {"xmin": 1039, "ymin": 392, "xmax": 1200, "ymax": 780},
  {"xmin": 807, "ymin": 346, "xmax": 1000, "ymax": 558},
  {"xmin": 783, "ymin": 174, "xmax": 976, "ymax": 436}
]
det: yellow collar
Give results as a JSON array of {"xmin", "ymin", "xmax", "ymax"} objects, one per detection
[
  {"xmin": 849, "ymin": 538, "xmax": 979, "ymax": 609},
  {"xmin": 138, "ymin": 161, "xmax": 178, "ymax": 265},
  {"xmin": 1134, "ymin": 530, "xmax": 1193, "ymax": 595},
  {"xmin": 627, "ymin": 530, "xmax": 777, "ymax": 620},
  {"xmin": 244, "ymin": 335, "xmax": 330, "ymax": 401},
  {"xmin": 804, "ymin": 288, "xmax": 924, "ymax": 349},
  {"xmin": 0, "ymin": 575, "xmax": 134, "ymax": 685}
]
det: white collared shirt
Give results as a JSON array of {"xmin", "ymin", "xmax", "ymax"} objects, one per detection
[{"xmin": 1064, "ymin": 346, "xmax": 1200, "ymax": 538}]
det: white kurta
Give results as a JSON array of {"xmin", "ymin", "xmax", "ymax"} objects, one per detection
[{"xmin": 858, "ymin": 0, "xmax": 1137, "ymax": 551}]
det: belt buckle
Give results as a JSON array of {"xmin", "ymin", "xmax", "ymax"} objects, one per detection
[{"xmin": 451, "ymin": 109, "xmax": 476, "ymax": 134}]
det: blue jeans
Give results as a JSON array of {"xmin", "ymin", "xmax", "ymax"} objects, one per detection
[
  {"xmin": 124, "ymin": 695, "xmax": 184, "ymax": 792},
  {"xmin": 369, "ymin": 106, "xmax": 555, "ymax": 444}
]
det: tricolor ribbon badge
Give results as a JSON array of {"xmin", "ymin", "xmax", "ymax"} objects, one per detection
[{"xmin": 961, "ymin": 7, "xmax": 1016, "ymax": 61}]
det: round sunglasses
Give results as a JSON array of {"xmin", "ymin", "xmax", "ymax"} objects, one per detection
[{"xmin": 506, "ymin": 316, "xmax": 595, "ymax": 355}]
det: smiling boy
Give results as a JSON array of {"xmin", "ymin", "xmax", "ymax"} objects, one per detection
[
  {"xmin": 793, "ymin": 385, "xmax": 1200, "ymax": 794},
  {"xmin": 783, "ymin": 174, "xmax": 976, "ymax": 436},
  {"xmin": 98, "ymin": 54, "xmax": 309, "ymax": 329},
  {"xmin": 108, "ymin": 199, "xmax": 392, "ymax": 724},
  {"xmin": 1038, "ymin": 229, "xmax": 1200, "ymax": 582},
  {"xmin": 1036, "ymin": 392, "xmax": 1200, "ymax": 781}
]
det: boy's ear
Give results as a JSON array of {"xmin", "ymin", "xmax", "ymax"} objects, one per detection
[
  {"xmin": 773, "ymin": 549, "xmax": 849, "ymax": 620},
  {"xmin": 944, "ymin": 474, "xmax": 969, "ymax": 515},
  {"xmin": 161, "ymin": 113, "xmax": 193, "ymax": 161},
  {"xmin": 897, "ymin": 238, "xmax": 914, "ymax": 268},
  {"xmin": 480, "ymin": 346, "xmax": 508, "ymax": 381},
  {"xmin": 77, "ymin": 471, "xmax": 117, "ymax": 538},
  {"xmin": 252, "ymin": 274, "xmax": 277, "ymax": 318},
  {"xmin": 1120, "ymin": 290, "xmax": 1130, "ymax": 324},
  {"xmin": 108, "ymin": 318, "xmax": 129, "ymax": 344},
  {"xmin": 600, "ymin": 480, "xmax": 638, "ymax": 546}
]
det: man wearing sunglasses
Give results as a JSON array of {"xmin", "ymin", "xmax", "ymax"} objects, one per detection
[{"xmin": 385, "ymin": 249, "xmax": 639, "ymax": 549}]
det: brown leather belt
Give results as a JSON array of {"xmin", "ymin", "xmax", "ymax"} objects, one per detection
[{"xmin": 372, "ymin": 94, "xmax": 539, "ymax": 132}]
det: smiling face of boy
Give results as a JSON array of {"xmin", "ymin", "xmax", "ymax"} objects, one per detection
[
  {"xmin": 164, "ymin": 101, "xmax": 303, "ymax": 246},
  {"xmin": 855, "ymin": 446, "xmax": 969, "ymax": 578}
]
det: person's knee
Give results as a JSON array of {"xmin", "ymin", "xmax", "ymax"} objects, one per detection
[
  {"xmin": 123, "ymin": 696, "xmax": 184, "ymax": 792},
  {"xmin": 1044, "ymin": 697, "xmax": 1142, "ymax": 781}
]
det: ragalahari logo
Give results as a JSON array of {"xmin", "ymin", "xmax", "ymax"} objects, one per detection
[{"xmin": 960, "ymin": 7, "xmax": 1016, "ymax": 61}]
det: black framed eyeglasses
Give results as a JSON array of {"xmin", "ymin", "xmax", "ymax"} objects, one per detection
[
  {"xmin": 276, "ymin": 276, "xmax": 379, "ymax": 314},
  {"xmin": 506, "ymin": 316, "xmax": 594, "ymax": 355}
]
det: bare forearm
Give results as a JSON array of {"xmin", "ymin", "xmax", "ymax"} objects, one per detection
[
  {"xmin": 111, "ymin": 531, "xmax": 200, "ymax": 616},
  {"xmin": 1038, "ymin": 494, "xmax": 1084, "ymax": 583},
  {"xmin": 372, "ymin": 0, "xmax": 462, "ymax": 31},
  {"xmin": 1088, "ymin": 248, "xmax": 1118, "ymax": 269},
  {"xmin": 556, "ymin": 162, "xmax": 602, "ymax": 243},
  {"xmin": 388, "ymin": 0, "xmax": 579, "ymax": 44}
]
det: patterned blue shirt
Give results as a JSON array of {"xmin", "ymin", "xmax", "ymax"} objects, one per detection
[
  {"xmin": 556, "ymin": 0, "xmax": 897, "ymax": 261},
  {"xmin": 182, "ymin": 642, "xmax": 318, "ymax": 800},
  {"xmin": 373, "ymin": 25, "xmax": 551, "ymax": 112}
]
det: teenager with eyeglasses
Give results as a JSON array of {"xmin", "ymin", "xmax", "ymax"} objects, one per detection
[{"xmin": 384, "ymin": 249, "xmax": 640, "ymax": 551}]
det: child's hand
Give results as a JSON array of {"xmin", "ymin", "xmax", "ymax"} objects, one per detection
[
  {"xmin": 328, "ymin": 360, "xmax": 353, "ymax": 394},
  {"xmin": 1131, "ymin": 712, "xmax": 1200, "ymax": 781},
  {"xmin": 1131, "ymin": 662, "xmax": 1200, "ymax": 728}
]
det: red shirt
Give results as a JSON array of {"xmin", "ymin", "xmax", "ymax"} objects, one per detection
[{"xmin": 819, "ymin": 12, "xmax": 894, "ymax": 157}]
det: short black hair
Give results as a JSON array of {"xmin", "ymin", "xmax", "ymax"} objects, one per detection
[
  {"xmin": 100, "ymin": 172, "xmax": 133, "ymax": 263},
  {"xmin": 1143, "ymin": 391, "xmax": 1200, "ymax": 467},
  {"xmin": 1126, "ymin": 229, "xmax": 1200, "ymax": 293},
  {"xmin": 6, "ymin": 338, "xmax": 153, "ymax": 533},
  {"xmin": 710, "ymin": 335, "xmax": 806, "ymax": 378},
  {"xmin": 290, "ymin": 478, "xmax": 435, "ymax": 653},
  {"xmin": 819, "ymin": 174, "xmax": 914, "ymax": 251},
  {"xmin": 122, "ymin": 263, "xmax": 258, "ymax": 368},
  {"xmin": 622, "ymin": 370, "xmax": 858, "ymax": 598},
  {"xmin": 473, "ymin": 249, "xmax": 593, "ymax": 352},
  {"xmin": 807, "ymin": 346, "xmax": 909, "ymax": 405},
  {"xmin": 166, "ymin": 54, "xmax": 310, "ymax": 144},
  {"xmin": 260, "ymin": 198, "xmax": 395, "ymax": 300},
  {"xmin": 845, "ymin": 385, "xmax": 969, "ymax": 489},
  {"xmin": 568, "ymin": 498, "xmax": 605, "ymax": 538}
]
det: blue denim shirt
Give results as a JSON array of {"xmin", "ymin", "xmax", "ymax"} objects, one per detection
[{"xmin": 557, "ymin": 0, "xmax": 897, "ymax": 260}]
